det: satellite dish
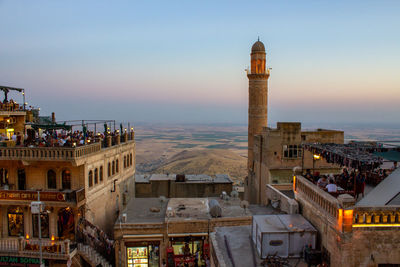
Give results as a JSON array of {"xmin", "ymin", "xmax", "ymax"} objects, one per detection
[{"xmin": 240, "ymin": 200, "xmax": 249, "ymax": 214}]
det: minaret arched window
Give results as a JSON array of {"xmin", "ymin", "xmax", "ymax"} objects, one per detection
[
  {"xmin": 116, "ymin": 160, "xmax": 119, "ymax": 173},
  {"xmin": 108, "ymin": 162, "xmax": 111, "ymax": 177},
  {"xmin": 100, "ymin": 166, "xmax": 103, "ymax": 182},
  {"xmin": 112, "ymin": 161, "xmax": 115, "ymax": 175}
]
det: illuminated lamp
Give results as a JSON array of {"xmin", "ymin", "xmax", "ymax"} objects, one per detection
[
  {"xmin": 313, "ymin": 154, "xmax": 321, "ymax": 160},
  {"xmin": 353, "ymin": 224, "xmax": 400, "ymax": 228},
  {"xmin": 51, "ymin": 235, "xmax": 55, "ymax": 241},
  {"xmin": 26, "ymin": 234, "xmax": 29, "ymax": 240},
  {"xmin": 293, "ymin": 176, "xmax": 297, "ymax": 192}
]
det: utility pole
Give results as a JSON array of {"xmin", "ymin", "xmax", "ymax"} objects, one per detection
[{"xmin": 38, "ymin": 192, "xmax": 43, "ymax": 267}]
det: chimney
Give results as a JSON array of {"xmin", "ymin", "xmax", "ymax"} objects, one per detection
[{"xmin": 51, "ymin": 112, "xmax": 56, "ymax": 123}]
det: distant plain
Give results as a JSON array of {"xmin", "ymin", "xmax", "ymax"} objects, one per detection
[{"xmin": 134, "ymin": 123, "xmax": 400, "ymax": 184}]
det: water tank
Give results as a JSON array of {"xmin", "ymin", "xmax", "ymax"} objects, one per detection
[{"xmin": 209, "ymin": 199, "xmax": 222, "ymax": 218}]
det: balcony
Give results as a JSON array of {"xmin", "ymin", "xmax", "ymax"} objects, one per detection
[
  {"xmin": 0, "ymin": 142, "xmax": 102, "ymax": 162},
  {"xmin": 0, "ymin": 188, "xmax": 85, "ymax": 206},
  {"xmin": 0, "ymin": 238, "xmax": 76, "ymax": 260},
  {"xmin": 0, "ymin": 135, "xmax": 135, "ymax": 164}
]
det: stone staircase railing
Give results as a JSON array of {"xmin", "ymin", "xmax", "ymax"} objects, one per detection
[{"xmin": 78, "ymin": 243, "xmax": 112, "ymax": 267}]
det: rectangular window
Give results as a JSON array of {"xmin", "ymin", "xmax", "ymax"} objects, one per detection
[
  {"xmin": 32, "ymin": 213, "xmax": 49, "ymax": 238},
  {"xmin": 283, "ymin": 145, "xmax": 302, "ymax": 159},
  {"xmin": 8, "ymin": 210, "xmax": 24, "ymax": 237}
]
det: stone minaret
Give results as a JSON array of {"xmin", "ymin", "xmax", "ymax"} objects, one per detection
[{"xmin": 247, "ymin": 39, "xmax": 269, "ymax": 170}]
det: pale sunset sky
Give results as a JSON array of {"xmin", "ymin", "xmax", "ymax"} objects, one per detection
[{"xmin": 0, "ymin": 1, "xmax": 399, "ymax": 125}]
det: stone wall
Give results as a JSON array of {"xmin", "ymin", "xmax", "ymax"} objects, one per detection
[
  {"xmin": 135, "ymin": 180, "xmax": 232, "ymax": 198},
  {"xmin": 295, "ymin": 175, "xmax": 400, "ymax": 266},
  {"xmin": 265, "ymin": 184, "xmax": 298, "ymax": 214}
]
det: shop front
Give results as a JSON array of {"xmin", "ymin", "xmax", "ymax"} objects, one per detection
[
  {"xmin": 167, "ymin": 235, "xmax": 209, "ymax": 267},
  {"xmin": 126, "ymin": 241, "xmax": 160, "ymax": 267}
]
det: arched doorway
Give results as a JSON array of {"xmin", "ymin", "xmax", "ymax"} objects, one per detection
[{"xmin": 57, "ymin": 207, "xmax": 75, "ymax": 240}]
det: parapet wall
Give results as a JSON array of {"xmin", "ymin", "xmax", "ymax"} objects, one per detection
[
  {"xmin": 294, "ymin": 175, "xmax": 400, "ymax": 266},
  {"xmin": 265, "ymin": 184, "xmax": 298, "ymax": 214}
]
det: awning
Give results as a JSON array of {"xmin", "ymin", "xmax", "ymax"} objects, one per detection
[
  {"xmin": 168, "ymin": 233, "xmax": 208, "ymax": 237},
  {"xmin": 122, "ymin": 234, "xmax": 163, "ymax": 239}
]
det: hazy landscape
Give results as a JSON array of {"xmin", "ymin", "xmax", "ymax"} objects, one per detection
[{"xmin": 134, "ymin": 123, "xmax": 400, "ymax": 184}]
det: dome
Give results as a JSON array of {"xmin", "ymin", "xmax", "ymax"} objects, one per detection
[{"xmin": 251, "ymin": 40, "xmax": 265, "ymax": 53}]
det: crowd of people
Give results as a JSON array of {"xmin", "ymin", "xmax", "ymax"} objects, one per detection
[
  {"xmin": 304, "ymin": 167, "xmax": 393, "ymax": 199},
  {"xmin": 0, "ymin": 129, "xmax": 125, "ymax": 147}
]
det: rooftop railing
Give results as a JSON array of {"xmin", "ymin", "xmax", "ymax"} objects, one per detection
[
  {"xmin": 0, "ymin": 132, "xmax": 134, "ymax": 162},
  {"xmin": 294, "ymin": 175, "xmax": 340, "ymax": 219},
  {"xmin": 0, "ymin": 142, "xmax": 102, "ymax": 161}
]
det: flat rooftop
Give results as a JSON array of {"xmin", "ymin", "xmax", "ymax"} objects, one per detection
[
  {"xmin": 118, "ymin": 198, "xmax": 169, "ymax": 224},
  {"xmin": 135, "ymin": 173, "xmax": 232, "ymax": 183},
  {"xmin": 117, "ymin": 197, "xmax": 279, "ymax": 225},
  {"xmin": 211, "ymin": 225, "xmax": 309, "ymax": 267}
]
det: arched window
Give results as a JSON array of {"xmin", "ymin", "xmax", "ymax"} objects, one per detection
[
  {"xmin": 94, "ymin": 168, "xmax": 98, "ymax": 184},
  {"xmin": 47, "ymin": 170, "xmax": 57, "ymax": 189},
  {"xmin": 112, "ymin": 161, "xmax": 115, "ymax": 175},
  {"xmin": 100, "ymin": 166, "xmax": 103, "ymax": 182},
  {"xmin": 130, "ymin": 153, "xmax": 133, "ymax": 166},
  {"xmin": 108, "ymin": 162, "xmax": 111, "ymax": 177},
  {"xmin": 88, "ymin": 170, "xmax": 93, "ymax": 187},
  {"xmin": 116, "ymin": 159, "xmax": 119, "ymax": 173},
  {"xmin": 124, "ymin": 156, "xmax": 126, "ymax": 168},
  {"xmin": 62, "ymin": 170, "xmax": 71, "ymax": 190}
]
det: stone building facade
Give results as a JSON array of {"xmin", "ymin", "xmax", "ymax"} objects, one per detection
[
  {"xmin": 114, "ymin": 197, "xmax": 255, "ymax": 267},
  {"xmin": 294, "ymin": 169, "xmax": 400, "ymax": 266},
  {"xmin": 245, "ymin": 121, "xmax": 344, "ymax": 204},
  {"xmin": 0, "ymin": 103, "xmax": 136, "ymax": 266}
]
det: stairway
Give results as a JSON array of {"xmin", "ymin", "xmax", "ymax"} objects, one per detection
[{"xmin": 78, "ymin": 243, "xmax": 113, "ymax": 267}]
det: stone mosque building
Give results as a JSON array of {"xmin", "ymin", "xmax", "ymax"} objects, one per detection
[{"xmin": 244, "ymin": 39, "xmax": 344, "ymax": 205}]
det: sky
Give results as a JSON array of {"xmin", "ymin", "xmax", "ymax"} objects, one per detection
[{"xmin": 0, "ymin": 1, "xmax": 399, "ymax": 126}]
